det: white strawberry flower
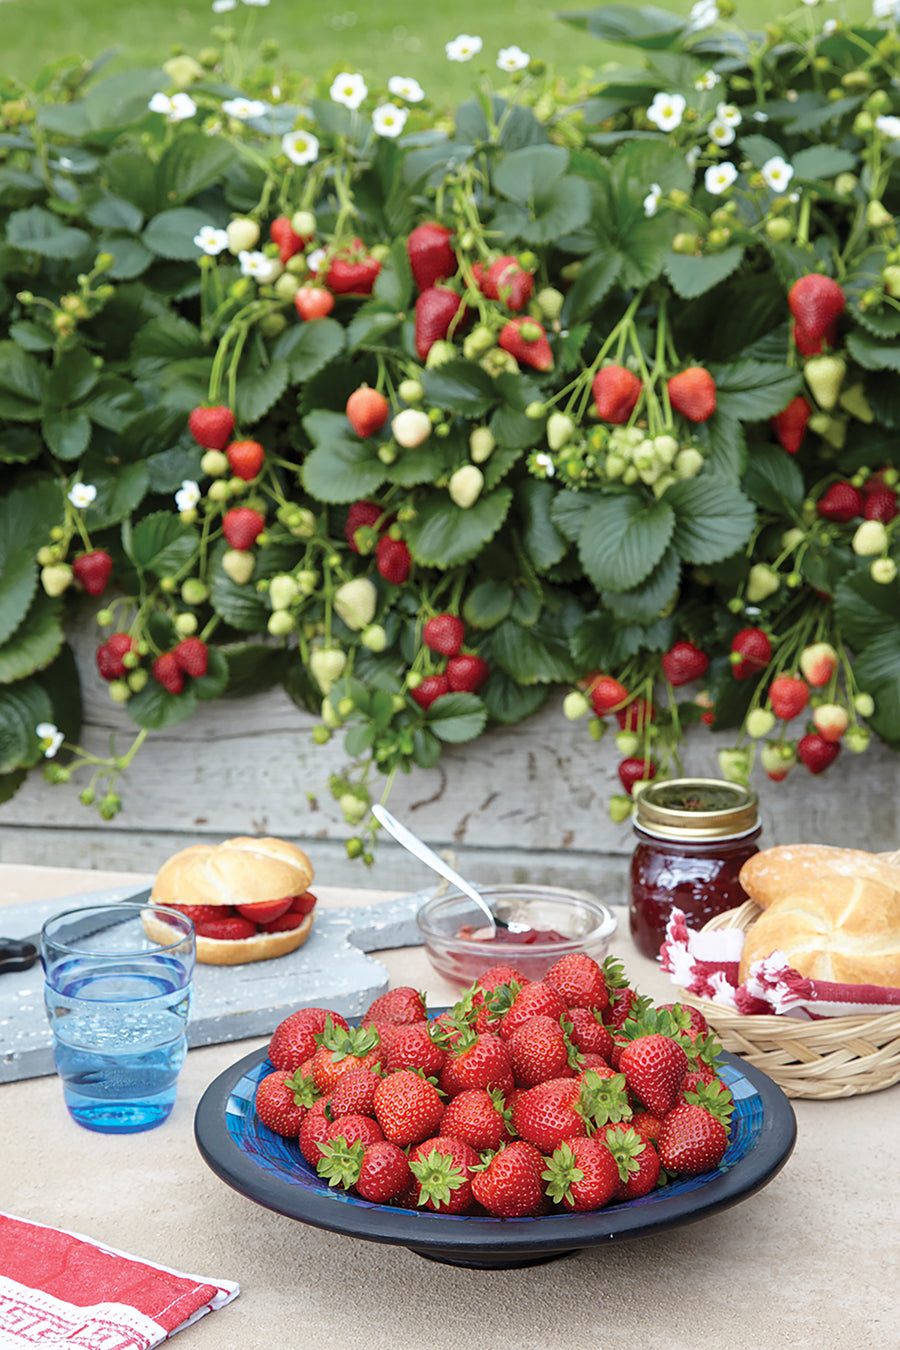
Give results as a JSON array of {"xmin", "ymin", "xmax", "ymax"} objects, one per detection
[
  {"xmin": 497, "ymin": 45, "xmax": 530, "ymax": 72},
  {"xmin": 704, "ymin": 161, "xmax": 738, "ymax": 194},
  {"xmin": 238, "ymin": 250, "xmax": 280, "ymax": 281},
  {"xmin": 148, "ymin": 91, "xmax": 197, "ymax": 122},
  {"xmin": 282, "ymin": 129, "xmax": 319, "ymax": 165},
  {"xmin": 716, "ymin": 102, "xmax": 742, "ymax": 126},
  {"xmin": 647, "ymin": 92, "xmax": 686, "ymax": 132},
  {"xmin": 68, "ymin": 482, "xmax": 97, "ymax": 508},
  {"xmin": 175, "ymin": 480, "xmax": 201, "ymax": 511},
  {"xmin": 446, "ymin": 34, "xmax": 483, "ymax": 62},
  {"xmin": 222, "ymin": 97, "xmax": 268, "ymax": 120},
  {"xmin": 872, "ymin": 0, "xmax": 898, "ymax": 14},
  {"xmin": 36, "ymin": 723, "xmax": 64, "ymax": 759},
  {"xmin": 388, "ymin": 75, "xmax": 425, "ymax": 102},
  {"xmin": 372, "ymin": 103, "xmax": 409, "ymax": 138},
  {"xmin": 694, "ymin": 70, "xmax": 720, "ymax": 90},
  {"xmin": 306, "ymin": 246, "xmax": 327, "ymax": 274},
  {"xmin": 533, "ymin": 453, "xmax": 555, "ymax": 477},
  {"xmin": 689, "ymin": 0, "xmax": 719, "ymax": 29},
  {"xmin": 823, "ymin": 17, "xmax": 838, "ymax": 32},
  {"xmin": 211, "ymin": 0, "xmax": 236, "ymax": 11},
  {"xmin": 643, "ymin": 182, "xmax": 663, "ymax": 217},
  {"xmin": 330, "ymin": 73, "xmax": 368, "ymax": 109},
  {"xmin": 242, "ymin": 0, "xmax": 271, "ymax": 6},
  {"xmin": 875, "ymin": 114, "xmax": 900, "ymax": 140},
  {"xmin": 708, "ymin": 118, "xmax": 735, "ymax": 146},
  {"xmin": 761, "ymin": 156, "xmax": 794, "ymax": 190},
  {"xmin": 686, "ymin": 145, "xmax": 702, "ymax": 170},
  {"xmin": 194, "ymin": 225, "xmax": 229, "ymax": 256}
]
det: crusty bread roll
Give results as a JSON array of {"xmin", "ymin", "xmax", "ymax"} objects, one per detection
[
  {"xmin": 737, "ymin": 846, "xmax": 900, "ymax": 986},
  {"xmin": 148, "ymin": 836, "xmax": 315, "ymax": 965}
]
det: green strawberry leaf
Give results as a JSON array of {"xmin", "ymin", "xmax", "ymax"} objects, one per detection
[
  {"xmin": 0, "ymin": 339, "xmax": 45, "ymax": 420},
  {"xmin": 126, "ymin": 511, "xmax": 199, "ymax": 577},
  {"xmin": 834, "ymin": 570, "xmax": 900, "ymax": 647},
  {"xmin": 404, "ymin": 487, "xmax": 513, "ymax": 568},
  {"xmin": 462, "ymin": 579, "xmax": 514, "ymax": 629},
  {"xmin": 412, "ymin": 726, "xmax": 442, "ymax": 769},
  {"xmin": 515, "ymin": 479, "xmax": 569, "ymax": 571},
  {"xmin": 845, "ymin": 331, "xmax": 900, "ymax": 373},
  {"xmin": 235, "ymin": 355, "xmax": 290, "ymax": 424},
  {"xmin": 711, "ymin": 359, "xmax": 804, "ymax": 423},
  {"xmin": 301, "ymin": 410, "xmax": 387, "ymax": 503},
  {"xmin": 665, "ymin": 246, "xmax": 745, "ymax": 300},
  {"xmin": 0, "ymin": 680, "xmax": 54, "ymax": 773},
  {"xmin": 601, "ymin": 546, "xmax": 681, "ymax": 625},
  {"xmin": 41, "ymin": 410, "xmax": 92, "ymax": 462},
  {"xmin": 578, "ymin": 492, "xmax": 675, "ymax": 591},
  {"xmin": 421, "ymin": 361, "xmax": 499, "ymax": 417},
  {"xmin": 192, "ymin": 647, "xmax": 230, "ymax": 700},
  {"xmin": 561, "ymin": 250, "xmax": 623, "ymax": 325},
  {"xmin": 426, "ymin": 692, "xmax": 488, "ymax": 743},
  {"xmin": 0, "ymin": 592, "xmax": 65, "ymax": 684},
  {"xmin": 849, "ymin": 631, "xmax": 900, "ymax": 744},
  {"xmin": 492, "ymin": 144, "xmax": 570, "ymax": 203},
  {"xmin": 742, "ymin": 443, "xmax": 805, "ymax": 514},
  {"xmin": 221, "ymin": 643, "xmax": 292, "ymax": 697},
  {"xmin": 273, "ymin": 318, "xmax": 345, "ymax": 380},
  {"xmin": 127, "ymin": 679, "xmax": 199, "ymax": 730},
  {"xmin": 142, "ymin": 208, "xmax": 216, "ymax": 261},
  {"xmin": 490, "ymin": 606, "xmax": 580, "ymax": 684},
  {"xmin": 665, "ymin": 474, "xmax": 756, "ymax": 565},
  {"xmin": 481, "ymin": 667, "xmax": 549, "ymax": 724}
]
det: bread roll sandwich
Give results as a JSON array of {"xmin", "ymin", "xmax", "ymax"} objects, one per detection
[
  {"xmin": 145, "ymin": 836, "xmax": 316, "ymax": 965},
  {"xmin": 737, "ymin": 844, "xmax": 900, "ymax": 987}
]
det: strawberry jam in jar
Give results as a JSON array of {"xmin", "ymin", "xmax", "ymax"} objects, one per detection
[{"xmin": 629, "ymin": 778, "xmax": 761, "ymax": 960}]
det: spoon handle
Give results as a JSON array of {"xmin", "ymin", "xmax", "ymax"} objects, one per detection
[{"xmin": 371, "ymin": 804, "xmax": 497, "ymax": 932}]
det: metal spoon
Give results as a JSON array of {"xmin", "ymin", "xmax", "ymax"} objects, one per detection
[{"xmin": 371, "ymin": 804, "xmax": 500, "ymax": 934}]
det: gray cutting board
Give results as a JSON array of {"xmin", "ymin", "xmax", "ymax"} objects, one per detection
[{"xmin": 0, "ymin": 882, "xmax": 434, "ymax": 1083}]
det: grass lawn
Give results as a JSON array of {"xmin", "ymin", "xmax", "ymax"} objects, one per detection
[{"xmin": 0, "ymin": 0, "xmax": 875, "ymax": 104}]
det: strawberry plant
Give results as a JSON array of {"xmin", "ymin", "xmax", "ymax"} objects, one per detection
[{"xmin": 4, "ymin": 2, "xmax": 900, "ymax": 850}]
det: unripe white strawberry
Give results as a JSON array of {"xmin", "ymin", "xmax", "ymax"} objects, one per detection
[
  {"xmin": 334, "ymin": 577, "xmax": 377, "ymax": 630},
  {"xmin": 340, "ymin": 793, "xmax": 368, "ymax": 825},
  {"xmin": 608, "ymin": 794, "xmax": 634, "ymax": 823},
  {"xmin": 535, "ymin": 286, "xmax": 564, "ymax": 320},
  {"xmin": 295, "ymin": 569, "xmax": 318, "ymax": 596},
  {"xmin": 781, "ymin": 527, "xmax": 805, "ymax": 551},
  {"xmin": 175, "ymin": 612, "xmax": 198, "ymax": 637},
  {"xmin": 222, "ymin": 549, "xmax": 255, "ymax": 584},
  {"xmin": 425, "ymin": 339, "xmax": 456, "ymax": 368},
  {"xmin": 871, "ymin": 557, "xmax": 897, "ymax": 584},
  {"xmin": 41, "ymin": 563, "xmax": 73, "ymax": 596},
  {"xmin": 360, "ymin": 623, "xmax": 387, "ymax": 652},
  {"xmin": 854, "ymin": 692, "xmax": 875, "ymax": 718},
  {"xmin": 267, "ymin": 610, "xmax": 295, "ymax": 636},
  {"xmin": 745, "ymin": 708, "xmax": 777, "ymax": 738},
  {"xmin": 804, "ymin": 355, "xmax": 846, "ymax": 410},
  {"xmin": 448, "ymin": 464, "xmax": 484, "ymax": 508},
  {"xmin": 615, "ymin": 731, "xmax": 640, "ymax": 756},
  {"xmin": 269, "ymin": 574, "xmax": 300, "ymax": 610},
  {"xmin": 760, "ymin": 742, "xmax": 796, "ymax": 781},
  {"xmin": 226, "ymin": 217, "xmax": 260, "ymax": 254},
  {"xmin": 397, "ymin": 378, "xmax": 424, "ymax": 404},
  {"xmin": 717, "ymin": 747, "xmax": 751, "ymax": 783},
  {"xmin": 813, "ymin": 703, "xmax": 849, "ymax": 742},
  {"xmin": 108, "ymin": 680, "xmax": 131, "ymax": 703},
  {"xmin": 799, "ymin": 641, "xmax": 838, "ymax": 687},
  {"xmin": 274, "ymin": 272, "xmax": 300, "ymax": 301},
  {"xmin": 844, "ymin": 726, "xmax": 872, "ymax": 753},
  {"xmin": 321, "ymin": 698, "xmax": 343, "ymax": 729},
  {"xmin": 852, "ymin": 519, "xmax": 888, "ymax": 556},
  {"xmin": 310, "ymin": 647, "xmax": 346, "ymax": 694},
  {"xmin": 839, "ymin": 383, "xmax": 874, "ymax": 423},
  {"xmin": 673, "ymin": 447, "xmax": 703, "ymax": 479},
  {"xmin": 547, "ymin": 412, "xmax": 576, "ymax": 450},
  {"xmin": 469, "ymin": 426, "xmax": 496, "ymax": 463},
  {"xmin": 562, "ymin": 690, "xmax": 590, "ymax": 720},
  {"xmin": 392, "ymin": 408, "xmax": 432, "ymax": 448},
  {"xmin": 290, "ymin": 209, "xmax": 316, "ymax": 237},
  {"xmin": 746, "ymin": 563, "xmax": 780, "ymax": 602},
  {"xmin": 652, "ymin": 433, "xmax": 679, "ymax": 466}
]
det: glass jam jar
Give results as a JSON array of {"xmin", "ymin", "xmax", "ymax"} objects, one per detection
[{"xmin": 629, "ymin": 777, "xmax": 761, "ymax": 960}]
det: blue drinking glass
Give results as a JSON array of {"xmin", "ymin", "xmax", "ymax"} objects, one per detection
[{"xmin": 41, "ymin": 903, "xmax": 196, "ymax": 1134}]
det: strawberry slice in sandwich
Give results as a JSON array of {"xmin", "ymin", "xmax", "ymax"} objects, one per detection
[{"xmin": 145, "ymin": 836, "xmax": 316, "ymax": 964}]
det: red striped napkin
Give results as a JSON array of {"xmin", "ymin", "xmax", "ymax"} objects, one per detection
[{"xmin": 0, "ymin": 1211, "xmax": 238, "ymax": 1348}]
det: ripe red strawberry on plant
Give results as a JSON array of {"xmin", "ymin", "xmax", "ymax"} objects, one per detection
[
  {"xmin": 406, "ymin": 221, "xmax": 457, "ymax": 292},
  {"xmin": 269, "ymin": 215, "xmax": 306, "ymax": 263},
  {"xmin": 771, "ymin": 395, "xmax": 812, "ymax": 455},
  {"xmin": 863, "ymin": 486, "xmax": 899, "ymax": 522},
  {"xmin": 730, "ymin": 627, "xmax": 772, "ymax": 679},
  {"xmin": 222, "ymin": 506, "xmax": 265, "ymax": 550},
  {"xmin": 791, "ymin": 317, "xmax": 838, "ymax": 357},
  {"xmin": 446, "ymin": 653, "xmax": 489, "ymax": 692},
  {"xmin": 788, "ymin": 273, "xmax": 846, "ymax": 341},
  {"xmin": 591, "ymin": 365, "xmax": 642, "ymax": 424},
  {"xmin": 293, "ymin": 286, "xmax": 335, "ymax": 320},
  {"xmin": 346, "ymin": 386, "xmax": 390, "ymax": 438},
  {"xmin": 414, "ymin": 285, "xmax": 469, "ymax": 359},
  {"xmin": 797, "ymin": 732, "xmax": 840, "ymax": 775},
  {"xmin": 324, "ymin": 238, "xmax": 381, "ymax": 294},
  {"xmin": 376, "ymin": 534, "xmax": 411, "ymax": 584},
  {"xmin": 344, "ymin": 499, "xmax": 385, "ymax": 551},
  {"xmin": 588, "ymin": 674, "xmax": 629, "ymax": 717},
  {"xmin": 816, "ymin": 481, "xmax": 863, "ymax": 522},
  {"xmin": 498, "ymin": 317, "xmax": 553, "ymax": 371},
  {"xmin": 173, "ymin": 637, "xmax": 209, "ymax": 678},
  {"xmin": 768, "ymin": 674, "xmax": 810, "ymax": 721},
  {"xmin": 482, "ymin": 254, "xmax": 534, "ymax": 312},
  {"xmin": 667, "ymin": 366, "xmax": 717, "ymax": 422},
  {"xmin": 423, "ymin": 613, "xmax": 465, "ymax": 657},
  {"xmin": 410, "ymin": 673, "xmax": 450, "ymax": 709},
  {"xmin": 96, "ymin": 632, "xmax": 135, "ymax": 681},
  {"xmin": 72, "ymin": 550, "xmax": 113, "ymax": 596},
  {"xmin": 225, "ymin": 439, "xmax": 265, "ymax": 481},
  {"xmin": 618, "ymin": 756, "xmax": 657, "ymax": 795},
  {"xmin": 151, "ymin": 651, "xmax": 185, "ymax": 695},
  {"xmin": 188, "ymin": 404, "xmax": 235, "ymax": 450},
  {"xmin": 661, "ymin": 640, "xmax": 708, "ymax": 687}
]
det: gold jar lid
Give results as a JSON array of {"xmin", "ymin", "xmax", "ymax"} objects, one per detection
[{"xmin": 634, "ymin": 777, "xmax": 759, "ymax": 840}]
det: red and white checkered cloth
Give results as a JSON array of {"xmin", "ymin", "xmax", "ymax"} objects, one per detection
[
  {"xmin": 0, "ymin": 1212, "xmax": 238, "ymax": 1348},
  {"xmin": 659, "ymin": 908, "xmax": 900, "ymax": 1018}
]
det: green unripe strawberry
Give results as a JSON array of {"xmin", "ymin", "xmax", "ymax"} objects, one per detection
[
  {"xmin": 295, "ymin": 569, "xmax": 317, "ymax": 596},
  {"xmin": 290, "ymin": 209, "xmax": 316, "ymax": 237},
  {"xmin": 469, "ymin": 426, "xmax": 496, "ymax": 463},
  {"xmin": 321, "ymin": 698, "xmax": 342, "ymax": 729},
  {"xmin": 267, "ymin": 610, "xmax": 295, "ymax": 636},
  {"xmin": 175, "ymin": 612, "xmax": 199, "ymax": 638},
  {"xmin": 108, "ymin": 680, "xmax": 131, "ymax": 703},
  {"xmin": 839, "ymin": 383, "xmax": 875, "ymax": 423},
  {"xmin": 269, "ymin": 574, "xmax": 300, "ymax": 610},
  {"xmin": 745, "ymin": 708, "xmax": 777, "ymax": 738},
  {"xmin": 128, "ymin": 668, "xmax": 149, "ymax": 692},
  {"xmin": 746, "ymin": 563, "xmax": 780, "ymax": 602},
  {"xmin": 340, "ymin": 793, "xmax": 368, "ymax": 825},
  {"xmin": 221, "ymin": 549, "xmax": 255, "ymax": 584},
  {"xmin": 871, "ymin": 557, "xmax": 897, "ymax": 583},
  {"xmin": 334, "ymin": 577, "xmax": 377, "ymax": 630},
  {"xmin": 462, "ymin": 325, "xmax": 494, "ymax": 359},
  {"xmin": 398, "ymin": 378, "xmax": 424, "ymax": 404},
  {"xmin": 163, "ymin": 54, "xmax": 204, "ymax": 86},
  {"xmin": 310, "ymin": 647, "xmax": 346, "ymax": 694},
  {"xmin": 274, "ymin": 272, "xmax": 300, "ymax": 302},
  {"xmin": 604, "ymin": 452, "xmax": 627, "ymax": 479},
  {"xmin": 853, "ymin": 520, "xmax": 888, "ymax": 556},
  {"xmin": 608, "ymin": 794, "xmax": 634, "ymax": 823},
  {"xmin": 883, "ymin": 265, "xmax": 900, "ymax": 299},
  {"xmin": 448, "ymin": 464, "xmax": 484, "ymax": 508},
  {"xmin": 226, "ymin": 217, "xmax": 260, "ymax": 254},
  {"xmin": 673, "ymin": 447, "xmax": 703, "ymax": 479},
  {"xmin": 717, "ymin": 747, "xmax": 752, "ymax": 783},
  {"xmin": 41, "ymin": 563, "xmax": 73, "ymax": 596},
  {"xmin": 804, "ymin": 355, "xmax": 846, "ymax": 410},
  {"xmin": 562, "ymin": 690, "xmax": 590, "ymax": 720},
  {"xmin": 867, "ymin": 200, "xmax": 893, "ymax": 228},
  {"xmin": 535, "ymin": 286, "xmax": 564, "ymax": 320},
  {"xmin": 854, "ymin": 692, "xmax": 876, "ymax": 718},
  {"xmin": 360, "ymin": 624, "xmax": 387, "ymax": 652},
  {"xmin": 844, "ymin": 726, "xmax": 872, "ymax": 753},
  {"xmin": 615, "ymin": 732, "xmax": 640, "ymax": 756},
  {"xmin": 652, "ymin": 434, "xmax": 679, "ymax": 466},
  {"xmin": 425, "ymin": 340, "xmax": 456, "ymax": 368},
  {"xmin": 765, "ymin": 217, "xmax": 792, "ymax": 242},
  {"xmin": 181, "ymin": 577, "xmax": 209, "ymax": 605},
  {"xmin": 208, "ymin": 480, "xmax": 229, "ymax": 502},
  {"xmin": 36, "ymin": 546, "xmax": 57, "ymax": 566},
  {"xmin": 547, "ymin": 412, "xmax": 576, "ymax": 451},
  {"xmin": 312, "ymin": 724, "xmax": 332, "ymax": 745}
]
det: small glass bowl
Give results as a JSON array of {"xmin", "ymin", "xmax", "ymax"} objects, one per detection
[{"xmin": 416, "ymin": 884, "xmax": 618, "ymax": 986}]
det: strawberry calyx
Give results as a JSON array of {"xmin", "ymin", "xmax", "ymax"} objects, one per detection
[
  {"xmin": 408, "ymin": 1146, "xmax": 468, "ymax": 1208},
  {"xmin": 576, "ymin": 1068, "xmax": 632, "ymax": 1129}
]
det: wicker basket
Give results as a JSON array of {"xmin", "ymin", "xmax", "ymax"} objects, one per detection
[{"xmin": 676, "ymin": 901, "xmax": 900, "ymax": 1099}]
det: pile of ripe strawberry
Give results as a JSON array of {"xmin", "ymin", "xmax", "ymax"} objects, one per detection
[{"xmin": 253, "ymin": 953, "xmax": 734, "ymax": 1218}]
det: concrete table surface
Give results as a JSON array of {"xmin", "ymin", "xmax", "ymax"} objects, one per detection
[{"xmin": 1, "ymin": 864, "xmax": 897, "ymax": 1350}]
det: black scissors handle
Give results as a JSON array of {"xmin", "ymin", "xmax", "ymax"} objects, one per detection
[{"xmin": 0, "ymin": 935, "xmax": 40, "ymax": 974}]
